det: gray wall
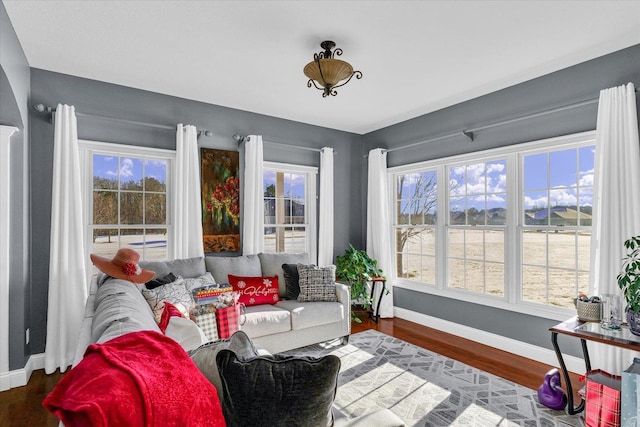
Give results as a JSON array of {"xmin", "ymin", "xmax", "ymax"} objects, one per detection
[
  {"xmin": 28, "ymin": 68, "xmax": 364, "ymax": 356},
  {"xmin": 363, "ymin": 44, "xmax": 640, "ymax": 358},
  {"xmin": 0, "ymin": 1, "xmax": 30, "ymax": 371},
  {"xmin": 3, "ymin": 0, "xmax": 639, "ymax": 368}
]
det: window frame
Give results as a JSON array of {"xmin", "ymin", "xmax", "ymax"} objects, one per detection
[
  {"xmin": 263, "ymin": 161, "xmax": 317, "ymax": 262},
  {"xmin": 79, "ymin": 140, "xmax": 176, "ymax": 271},
  {"xmin": 388, "ymin": 130, "xmax": 596, "ymax": 320}
]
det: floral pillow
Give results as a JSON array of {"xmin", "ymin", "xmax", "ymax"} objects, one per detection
[
  {"xmin": 228, "ymin": 275, "xmax": 280, "ymax": 306},
  {"xmin": 141, "ymin": 273, "xmax": 216, "ymax": 322}
]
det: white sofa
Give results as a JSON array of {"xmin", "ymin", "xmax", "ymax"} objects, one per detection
[
  {"xmin": 74, "ymin": 253, "xmax": 350, "ymax": 363},
  {"xmin": 68, "ymin": 253, "xmax": 405, "ymax": 427}
]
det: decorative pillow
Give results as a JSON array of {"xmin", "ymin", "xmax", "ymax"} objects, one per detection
[
  {"xmin": 258, "ymin": 252, "xmax": 309, "ymax": 296},
  {"xmin": 141, "ymin": 276, "xmax": 192, "ymax": 322},
  {"xmin": 216, "ymin": 349, "xmax": 340, "ymax": 427},
  {"xmin": 296, "ymin": 264, "xmax": 338, "ymax": 302},
  {"xmin": 145, "ymin": 272, "xmax": 178, "ymax": 290},
  {"xmin": 188, "ymin": 331, "xmax": 259, "ymax": 397},
  {"xmin": 164, "ymin": 316, "xmax": 208, "ymax": 352},
  {"xmin": 183, "ymin": 272, "xmax": 217, "ymax": 293},
  {"xmin": 228, "ymin": 275, "xmax": 280, "ymax": 306},
  {"xmin": 281, "ymin": 263, "xmax": 302, "ymax": 300}
]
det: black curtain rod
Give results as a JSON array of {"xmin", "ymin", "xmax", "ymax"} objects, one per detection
[
  {"xmin": 371, "ymin": 85, "xmax": 640, "ymax": 157},
  {"xmin": 233, "ymin": 134, "xmax": 338, "ymax": 155},
  {"xmin": 32, "ymin": 104, "xmax": 213, "ymax": 136}
]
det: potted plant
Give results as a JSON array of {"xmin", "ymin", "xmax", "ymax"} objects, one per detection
[
  {"xmin": 617, "ymin": 235, "xmax": 640, "ymax": 335},
  {"xmin": 335, "ymin": 244, "xmax": 384, "ymax": 322}
]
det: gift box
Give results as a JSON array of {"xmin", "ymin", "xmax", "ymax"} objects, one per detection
[
  {"xmin": 189, "ymin": 304, "xmax": 218, "ymax": 341},
  {"xmin": 585, "ymin": 369, "xmax": 622, "ymax": 427},
  {"xmin": 191, "ymin": 283, "xmax": 233, "ymax": 305},
  {"xmin": 621, "ymin": 358, "xmax": 640, "ymax": 427},
  {"xmin": 215, "ymin": 303, "xmax": 245, "ymax": 339}
]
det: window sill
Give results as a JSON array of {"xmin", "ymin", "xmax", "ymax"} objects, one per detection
[{"xmin": 392, "ymin": 280, "xmax": 575, "ymax": 322}]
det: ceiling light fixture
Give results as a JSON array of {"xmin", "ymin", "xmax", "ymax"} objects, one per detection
[{"xmin": 304, "ymin": 40, "xmax": 362, "ymax": 97}]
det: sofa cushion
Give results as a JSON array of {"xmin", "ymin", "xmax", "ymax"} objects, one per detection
[
  {"xmin": 205, "ymin": 255, "xmax": 262, "ymax": 283},
  {"xmin": 297, "ymin": 264, "xmax": 338, "ymax": 302},
  {"xmin": 92, "ymin": 278, "xmax": 160, "ymax": 344},
  {"xmin": 228, "ymin": 274, "xmax": 280, "ymax": 306},
  {"xmin": 188, "ymin": 331, "xmax": 259, "ymax": 397},
  {"xmin": 258, "ymin": 252, "xmax": 309, "ymax": 296},
  {"xmin": 275, "ymin": 300, "xmax": 345, "ymax": 331},
  {"xmin": 216, "ymin": 349, "xmax": 340, "ymax": 427},
  {"xmin": 240, "ymin": 304, "xmax": 291, "ymax": 339},
  {"xmin": 139, "ymin": 256, "xmax": 206, "ymax": 279}
]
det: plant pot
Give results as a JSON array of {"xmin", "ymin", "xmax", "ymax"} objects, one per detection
[{"xmin": 627, "ymin": 310, "xmax": 640, "ymax": 336}]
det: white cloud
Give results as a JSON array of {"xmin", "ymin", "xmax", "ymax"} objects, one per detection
[
  {"xmin": 578, "ymin": 169, "xmax": 594, "ymax": 186},
  {"xmin": 120, "ymin": 158, "xmax": 134, "ymax": 178}
]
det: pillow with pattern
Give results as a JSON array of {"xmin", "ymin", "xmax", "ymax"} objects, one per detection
[
  {"xmin": 296, "ymin": 264, "xmax": 337, "ymax": 302},
  {"xmin": 141, "ymin": 272, "xmax": 215, "ymax": 322},
  {"xmin": 228, "ymin": 275, "xmax": 280, "ymax": 306}
]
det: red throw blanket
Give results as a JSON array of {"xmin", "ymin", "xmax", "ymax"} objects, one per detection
[{"xmin": 43, "ymin": 330, "xmax": 225, "ymax": 427}]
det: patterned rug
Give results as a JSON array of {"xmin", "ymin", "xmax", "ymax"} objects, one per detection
[{"xmin": 284, "ymin": 330, "xmax": 584, "ymax": 427}]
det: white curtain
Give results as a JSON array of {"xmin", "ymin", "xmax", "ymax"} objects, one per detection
[
  {"xmin": 366, "ymin": 148, "xmax": 394, "ymax": 318},
  {"xmin": 589, "ymin": 83, "xmax": 640, "ymax": 374},
  {"xmin": 242, "ymin": 135, "xmax": 264, "ymax": 255},
  {"xmin": 318, "ymin": 147, "xmax": 334, "ymax": 265},
  {"xmin": 174, "ymin": 124, "xmax": 204, "ymax": 259},
  {"xmin": 45, "ymin": 104, "xmax": 87, "ymax": 374}
]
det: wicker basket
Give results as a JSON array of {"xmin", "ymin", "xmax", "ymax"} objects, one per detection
[{"xmin": 576, "ymin": 300, "xmax": 602, "ymax": 322}]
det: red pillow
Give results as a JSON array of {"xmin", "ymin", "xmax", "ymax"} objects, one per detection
[{"xmin": 228, "ymin": 275, "xmax": 280, "ymax": 306}]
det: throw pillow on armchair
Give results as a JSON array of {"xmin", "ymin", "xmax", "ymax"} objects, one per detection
[{"xmin": 216, "ymin": 349, "xmax": 341, "ymax": 427}]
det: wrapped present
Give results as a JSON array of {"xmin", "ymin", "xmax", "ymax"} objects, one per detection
[
  {"xmin": 189, "ymin": 304, "xmax": 218, "ymax": 341},
  {"xmin": 191, "ymin": 283, "xmax": 233, "ymax": 305},
  {"xmin": 622, "ymin": 358, "xmax": 640, "ymax": 427},
  {"xmin": 215, "ymin": 303, "xmax": 245, "ymax": 339},
  {"xmin": 585, "ymin": 369, "xmax": 622, "ymax": 427}
]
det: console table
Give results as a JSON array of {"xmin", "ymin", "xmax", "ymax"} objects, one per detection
[{"xmin": 550, "ymin": 316, "xmax": 640, "ymax": 414}]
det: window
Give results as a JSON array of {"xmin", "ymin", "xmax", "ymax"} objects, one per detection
[
  {"xmin": 80, "ymin": 141, "xmax": 175, "ymax": 270},
  {"xmin": 263, "ymin": 162, "xmax": 317, "ymax": 259},
  {"xmin": 390, "ymin": 131, "xmax": 595, "ymax": 316},
  {"xmin": 448, "ymin": 159, "xmax": 507, "ymax": 297},
  {"xmin": 521, "ymin": 147, "xmax": 593, "ymax": 307},
  {"xmin": 395, "ymin": 169, "xmax": 438, "ymax": 284}
]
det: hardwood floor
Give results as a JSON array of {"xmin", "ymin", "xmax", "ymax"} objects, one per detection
[{"xmin": 0, "ymin": 317, "xmax": 581, "ymax": 426}]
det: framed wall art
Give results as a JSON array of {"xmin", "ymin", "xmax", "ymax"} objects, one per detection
[{"xmin": 201, "ymin": 148, "xmax": 240, "ymax": 252}]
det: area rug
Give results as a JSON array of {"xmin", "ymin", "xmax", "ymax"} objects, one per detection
[{"xmin": 284, "ymin": 330, "xmax": 584, "ymax": 427}]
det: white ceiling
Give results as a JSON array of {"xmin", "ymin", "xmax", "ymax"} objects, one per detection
[{"xmin": 4, "ymin": 1, "xmax": 640, "ymax": 134}]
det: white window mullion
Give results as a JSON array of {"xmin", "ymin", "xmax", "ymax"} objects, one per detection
[
  {"xmin": 506, "ymin": 153, "xmax": 519, "ymax": 304},
  {"xmin": 437, "ymin": 165, "xmax": 447, "ymax": 290}
]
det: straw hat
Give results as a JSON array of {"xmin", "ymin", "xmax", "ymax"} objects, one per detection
[{"xmin": 90, "ymin": 248, "xmax": 155, "ymax": 283}]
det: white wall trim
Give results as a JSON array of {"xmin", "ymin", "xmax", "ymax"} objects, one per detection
[
  {"xmin": 0, "ymin": 125, "xmax": 18, "ymax": 392},
  {"xmin": 0, "ymin": 352, "xmax": 45, "ymax": 391},
  {"xmin": 394, "ymin": 307, "xmax": 585, "ymax": 375}
]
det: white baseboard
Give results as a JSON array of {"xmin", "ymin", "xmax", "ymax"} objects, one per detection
[
  {"xmin": 0, "ymin": 352, "xmax": 45, "ymax": 391},
  {"xmin": 394, "ymin": 307, "xmax": 585, "ymax": 375}
]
